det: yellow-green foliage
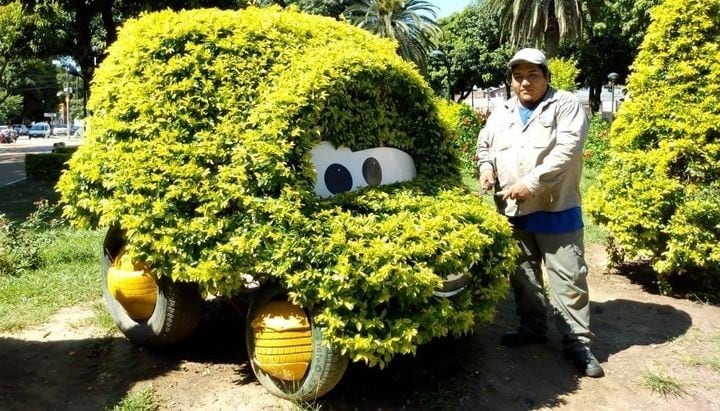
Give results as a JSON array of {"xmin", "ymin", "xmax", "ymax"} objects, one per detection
[
  {"xmin": 586, "ymin": 0, "xmax": 720, "ymax": 293},
  {"xmin": 435, "ymin": 99, "xmax": 487, "ymax": 176},
  {"xmin": 548, "ymin": 57, "xmax": 579, "ymax": 92},
  {"xmin": 583, "ymin": 113, "xmax": 611, "ymax": 170},
  {"xmin": 58, "ymin": 7, "xmax": 516, "ymax": 366}
]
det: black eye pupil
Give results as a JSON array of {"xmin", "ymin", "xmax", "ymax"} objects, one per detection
[
  {"xmin": 362, "ymin": 157, "xmax": 382, "ymax": 186},
  {"xmin": 324, "ymin": 163, "xmax": 353, "ymax": 194}
]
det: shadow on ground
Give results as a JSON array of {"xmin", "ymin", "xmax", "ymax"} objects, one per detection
[
  {"xmin": 321, "ymin": 295, "xmax": 692, "ymax": 410},
  {"xmin": 0, "ymin": 302, "xmax": 253, "ymax": 411},
  {"xmin": 0, "ymin": 335, "xmax": 176, "ymax": 410},
  {"xmin": 615, "ymin": 260, "xmax": 720, "ymax": 306}
]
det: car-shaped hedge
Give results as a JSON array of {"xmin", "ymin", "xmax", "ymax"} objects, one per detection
[{"xmin": 58, "ymin": 7, "xmax": 517, "ymax": 401}]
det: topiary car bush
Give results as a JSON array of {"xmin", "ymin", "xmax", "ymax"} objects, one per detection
[
  {"xmin": 58, "ymin": 7, "xmax": 516, "ymax": 395},
  {"xmin": 586, "ymin": 0, "xmax": 720, "ymax": 298}
]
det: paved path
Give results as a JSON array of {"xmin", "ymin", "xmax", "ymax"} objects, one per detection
[{"xmin": 0, "ymin": 136, "xmax": 83, "ymax": 187}]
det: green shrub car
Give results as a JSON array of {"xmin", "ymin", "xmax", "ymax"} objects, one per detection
[{"xmin": 58, "ymin": 7, "xmax": 516, "ymax": 400}]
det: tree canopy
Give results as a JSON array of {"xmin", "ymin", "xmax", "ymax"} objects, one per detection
[
  {"xmin": 344, "ymin": 0, "xmax": 441, "ymax": 72},
  {"xmin": 429, "ymin": 2, "xmax": 510, "ymax": 101},
  {"xmin": 255, "ymin": 0, "xmax": 352, "ymax": 16},
  {"xmin": 9, "ymin": 0, "xmax": 669, "ymax": 119},
  {"xmin": 485, "ymin": 0, "xmax": 585, "ymax": 57},
  {"xmin": 0, "ymin": 2, "xmax": 37, "ymax": 121}
]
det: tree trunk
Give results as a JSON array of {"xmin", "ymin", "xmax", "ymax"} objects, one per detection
[
  {"xmin": 589, "ymin": 84, "xmax": 601, "ymax": 113},
  {"xmin": 70, "ymin": 0, "xmax": 93, "ymax": 118},
  {"xmin": 100, "ymin": 0, "xmax": 117, "ymax": 48},
  {"xmin": 70, "ymin": 0, "xmax": 118, "ymax": 117},
  {"xmin": 457, "ymin": 89, "xmax": 471, "ymax": 103},
  {"xmin": 544, "ymin": 1, "xmax": 560, "ymax": 58}
]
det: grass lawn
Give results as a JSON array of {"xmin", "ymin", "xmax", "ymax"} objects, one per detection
[
  {"xmin": 0, "ymin": 178, "xmax": 103, "ymax": 332},
  {"xmin": 0, "ymin": 227, "xmax": 103, "ymax": 331},
  {"xmin": 581, "ymin": 167, "xmax": 608, "ymax": 244}
]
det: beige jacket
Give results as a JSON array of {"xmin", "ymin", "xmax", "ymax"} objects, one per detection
[{"xmin": 476, "ymin": 87, "xmax": 588, "ymax": 216}]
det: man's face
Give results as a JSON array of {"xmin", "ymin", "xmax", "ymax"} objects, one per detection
[{"xmin": 511, "ymin": 63, "xmax": 549, "ymax": 106}]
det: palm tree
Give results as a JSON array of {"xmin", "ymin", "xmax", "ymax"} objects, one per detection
[
  {"xmin": 344, "ymin": 0, "xmax": 442, "ymax": 71},
  {"xmin": 485, "ymin": 0, "xmax": 584, "ymax": 57}
]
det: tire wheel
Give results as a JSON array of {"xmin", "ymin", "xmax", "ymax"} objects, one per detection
[
  {"xmin": 102, "ymin": 227, "xmax": 201, "ymax": 346},
  {"xmin": 246, "ymin": 286, "xmax": 349, "ymax": 401}
]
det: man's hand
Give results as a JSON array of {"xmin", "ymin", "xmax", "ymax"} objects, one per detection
[
  {"xmin": 479, "ymin": 169, "xmax": 495, "ymax": 193},
  {"xmin": 500, "ymin": 181, "xmax": 532, "ymax": 201}
]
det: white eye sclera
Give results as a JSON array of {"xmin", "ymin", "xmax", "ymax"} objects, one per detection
[{"xmin": 310, "ymin": 141, "xmax": 416, "ymax": 198}]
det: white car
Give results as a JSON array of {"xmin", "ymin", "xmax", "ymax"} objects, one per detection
[
  {"xmin": 52, "ymin": 125, "xmax": 69, "ymax": 136},
  {"xmin": 12, "ymin": 124, "xmax": 28, "ymax": 135},
  {"xmin": 28, "ymin": 122, "xmax": 52, "ymax": 139}
]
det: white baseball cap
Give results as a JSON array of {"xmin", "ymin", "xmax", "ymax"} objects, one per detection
[{"xmin": 507, "ymin": 48, "xmax": 548, "ymax": 68}]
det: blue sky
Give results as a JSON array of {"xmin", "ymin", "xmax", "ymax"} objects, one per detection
[{"xmin": 431, "ymin": 0, "xmax": 474, "ymax": 18}]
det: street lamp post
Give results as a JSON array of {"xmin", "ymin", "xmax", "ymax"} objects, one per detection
[
  {"xmin": 57, "ymin": 87, "xmax": 73, "ymax": 139},
  {"xmin": 430, "ymin": 50, "xmax": 452, "ymax": 101},
  {"xmin": 607, "ymin": 72, "xmax": 619, "ymax": 122}
]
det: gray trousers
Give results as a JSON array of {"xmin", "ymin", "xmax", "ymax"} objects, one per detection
[{"xmin": 511, "ymin": 227, "xmax": 594, "ymax": 350}]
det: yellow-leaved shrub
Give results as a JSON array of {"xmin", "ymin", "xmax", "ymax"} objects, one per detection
[
  {"xmin": 58, "ymin": 7, "xmax": 517, "ymax": 365},
  {"xmin": 586, "ymin": 0, "xmax": 720, "ymax": 299}
]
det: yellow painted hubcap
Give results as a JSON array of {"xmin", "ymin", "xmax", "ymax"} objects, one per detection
[
  {"xmin": 251, "ymin": 300, "xmax": 312, "ymax": 381},
  {"xmin": 107, "ymin": 248, "xmax": 157, "ymax": 321}
]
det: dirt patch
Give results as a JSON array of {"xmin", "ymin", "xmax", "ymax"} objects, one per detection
[{"xmin": 1, "ymin": 244, "xmax": 719, "ymax": 410}]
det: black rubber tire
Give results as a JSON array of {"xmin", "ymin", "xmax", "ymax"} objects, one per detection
[
  {"xmin": 102, "ymin": 227, "xmax": 202, "ymax": 346},
  {"xmin": 246, "ymin": 286, "xmax": 349, "ymax": 401}
]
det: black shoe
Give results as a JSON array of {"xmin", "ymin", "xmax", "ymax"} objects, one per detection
[
  {"xmin": 564, "ymin": 346, "xmax": 604, "ymax": 378},
  {"xmin": 500, "ymin": 330, "xmax": 548, "ymax": 347}
]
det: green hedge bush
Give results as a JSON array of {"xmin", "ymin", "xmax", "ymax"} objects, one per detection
[
  {"xmin": 583, "ymin": 113, "xmax": 611, "ymax": 171},
  {"xmin": 435, "ymin": 99, "xmax": 488, "ymax": 177},
  {"xmin": 25, "ymin": 153, "xmax": 73, "ymax": 181},
  {"xmin": 0, "ymin": 201, "xmax": 64, "ymax": 276},
  {"xmin": 586, "ymin": 0, "xmax": 720, "ymax": 298},
  {"xmin": 547, "ymin": 57, "xmax": 579, "ymax": 92},
  {"xmin": 25, "ymin": 147, "xmax": 79, "ymax": 181},
  {"xmin": 58, "ymin": 7, "xmax": 516, "ymax": 366},
  {"xmin": 52, "ymin": 146, "xmax": 79, "ymax": 154}
]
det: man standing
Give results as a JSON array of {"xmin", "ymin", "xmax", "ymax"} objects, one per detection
[{"xmin": 476, "ymin": 48, "xmax": 603, "ymax": 378}]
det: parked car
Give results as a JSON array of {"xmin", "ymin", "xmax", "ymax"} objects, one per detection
[
  {"xmin": 52, "ymin": 125, "xmax": 69, "ymax": 136},
  {"xmin": 12, "ymin": 124, "xmax": 28, "ymax": 135},
  {"xmin": 28, "ymin": 122, "xmax": 52, "ymax": 139}
]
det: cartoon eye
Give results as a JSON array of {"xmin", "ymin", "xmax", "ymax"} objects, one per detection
[
  {"xmin": 325, "ymin": 163, "xmax": 353, "ymax": 194},
  {"xmin": 362, "ymin": 157, "xmax": 382, "ymax": 186},
  {"xmin": 311, "ymin": 141, "xmax": 416, "ymax": 198}
]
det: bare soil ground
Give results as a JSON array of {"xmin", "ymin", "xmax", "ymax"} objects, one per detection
[{"xmin": 1, "ymin": 244, "xmax": 719, "ymax": 411}]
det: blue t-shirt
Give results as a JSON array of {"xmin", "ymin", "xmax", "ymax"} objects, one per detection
[
  {"xmin": 508, "ymin": 207, "xmax": 584, "ymax": 233},
  {"xmin": 518, "ymin": 105, "xmax": 534, "ymax": 125}
]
